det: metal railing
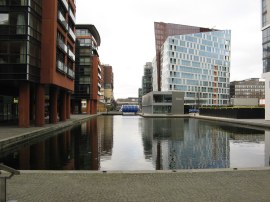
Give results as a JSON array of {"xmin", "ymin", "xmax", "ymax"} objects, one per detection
[
  {"xmin": 68, "ymin": 27, "xmax": 76, "ymax": 42},
  {"xmin": 61, "ymin": 0, "xmax": 69, "ymax": 10},
  {"xmin": 69, "ymin": 9, "xmax": 76, "ymax": 23},
  {"xmin": 0, "ymin": 164, "xmax": 20, "ymax": 202}
]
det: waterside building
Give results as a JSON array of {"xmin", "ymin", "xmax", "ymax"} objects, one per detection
[
  {"xmin": 155, "ymin": 24, "xmax": 231, "ymax": 106},
  {"xmin": 0, "ymin": 0, "xmax": 76, "ymax": 127},
  {"xmin": 72, "ymin": 24, "xmax": 101, "ymax": 114}
]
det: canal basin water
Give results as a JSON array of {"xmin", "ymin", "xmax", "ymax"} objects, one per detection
[{"xmin": 0, "ymin": 115, "xmax": 268, "ymax": 171}]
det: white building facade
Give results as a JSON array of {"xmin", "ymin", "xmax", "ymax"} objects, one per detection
[
  {"xmin": 160, "ymin": 30, "xmax": 231, "ymax": 106},
  {"xmin": 262, "ymin": 0, "xmax": 270, "ymax": 120}
]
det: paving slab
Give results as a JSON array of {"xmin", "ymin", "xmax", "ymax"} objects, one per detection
[{"xmin": 6, "ymin": 169, "xmax": 270, "ymax": 202}]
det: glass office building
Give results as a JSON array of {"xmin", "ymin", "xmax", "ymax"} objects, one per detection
[{"xmin": 160, "ymin": 30, "xmax": 231, "ymax": 106}]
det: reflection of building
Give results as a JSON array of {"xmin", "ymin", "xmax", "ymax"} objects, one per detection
[
  {"xmin": 141, "ymin": 118, "xmax": 154, "ymax": 160},
  {"xmin": 262, "ymin": 0, "xmax": 270, "ymax": 119},
  {"xmin": 0, "ymin": 119, "xmax": 100, "ymax": 170},
  {"xmin": 138, "ymin": 88, "xmax": 143, "ymax": 107},
  {"xmin": 0, "ymin": 0, "xmax": 76, "ymax": 127},
  {"xmin": 142, "ymin": 91, "xmax": 184, "ymax": 114},
  {"xmin": 141, "ymin": 118, "xmax": 230, "ymax": 170},
  {"xmin": 72, "ymin": 24, "xmax": 101, "ymax": 114},
  {"xmin": 98, "ymin": 116, "xmax": 113, "ymax": 160}
]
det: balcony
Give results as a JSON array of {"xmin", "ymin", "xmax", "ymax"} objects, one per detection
[
  {"xmin": 98, "ymin": 73, "xmax": 102, "ymax": 80},
  {"xmin": 57, "ymin": 60, "xmax": 64, "ymax": 72},
  {"xmin": 67, "ymin": 68, "xmax": 75, "ymax": 79},
  {"xmin": 61, "ymin": 0, "xmax": 68, "ymax": 11},
  {"xmin": 69, "ymin": 9, "xmax": 76, "ymax": 24},
  {"xmin": 68, "ymin": 49, "xmax": 75, "ymax": 61},
  {"xmin": 68, "ymin": 27, "xmax": 76, "ymax": 42},
  {"xmin": 58, "ymin": 11, "xmax": 68, "ymax": 31},
  {"xmin": 98, "ymin": 65, "xmax": 101, "ymax": 72},
  {"xmin": 98, "ymin": 83, "xmax": 101, "ymax": 88},
  {"xmin": 57, "ymin": 39, "xmax": 68, "ymax": 53}
]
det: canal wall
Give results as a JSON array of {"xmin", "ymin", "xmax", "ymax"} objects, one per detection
[
  {"xmin": 139, "ymin": 113, "xmax": 270, "ymax": 130},
  {"xmin": 0, "ymin": 114, "xmax": 99, "ymax": 154},
  {"xmin": 2, "ymin": 113, "xmax": 270, "ymax": 156},
  {"xmin": 199, "ymin": 107, "xmax": 265, "ymax": 119}
]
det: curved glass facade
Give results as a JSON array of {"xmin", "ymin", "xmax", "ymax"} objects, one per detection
[{"xmin": 160, "ymin": 30, "xmax": 231, "ymax": 106}]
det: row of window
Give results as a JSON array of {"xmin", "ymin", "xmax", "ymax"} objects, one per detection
[
  {"xmin": 171, "ymin": 31, "xmax": 230, "ymax": 45},
  {"xmin": 234, "ymin": 85, "xmax": 264, "ymax": 88},
  {"xmin": 165, "ymin": 52, "xmax": 230, "ymax": 67}
]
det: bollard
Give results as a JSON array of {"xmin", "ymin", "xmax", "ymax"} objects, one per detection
[{"xmin": 0, "ymin": 164, "xmax": 20, "ymax": 202}]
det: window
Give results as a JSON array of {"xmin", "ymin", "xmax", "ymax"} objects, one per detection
[
  {"xmin": 78, "ymin": 38, "xmax": 92, "ymax": 46},
  {"xmin": 0, "ymin": 13, "xmax": 8, "ymax": 25},
  {"xmin": 79, "ymin": 57, "xmax": 91, "ymax": 65},
  {"xmin": 0, "ymin": 0, "xmax": 6, "ymax": 5}
]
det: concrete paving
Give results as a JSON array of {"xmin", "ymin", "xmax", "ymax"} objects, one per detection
[
  {"xmin": 1, "ymin": 114, "xmax": 270, "ymax": 202},
  {"xmin": 6, "ymin": 169, "xmax": 270, "ymax": 202}
]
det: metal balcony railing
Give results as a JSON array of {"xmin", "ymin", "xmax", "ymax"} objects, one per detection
[
  {"xmin": 68, "ymin": 49, "xmax": 75, "ymax": 61},
  {"xmin": 68, "ymin": 27, "xmax": 76, "ymax": 42},
  {"xmin": 57, "ymin": 60, "xmax": 64, "ymax": 72},
  {"xmin": 68, "ymin": 68, "xmax": 75, "ymax": 79},
  {"xmin": 98, "ymin": 73, "xmax": 102, "ymax": 80},
  {"xmin": 57, "ymin": 39, "xmax": 68, "ymax": 53},
  {"xmin": 61, "ymin": 0, "xmax": 68, "ymax": 10},
  {"xmin": 58, "ymin": 11, "xmax": 68, "ymax": 31},
  {"xmin": 69, "ymin": 9, "xmax": 76, "ymax": 23}
]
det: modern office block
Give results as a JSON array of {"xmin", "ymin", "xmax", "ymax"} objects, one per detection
[
  {"xmin": 73, "ymin": 24, "xmax": 101, "ymax": 114},
  {"xmin": 159, "ymin": 29, "xmax": 231, "ymax": 106},
  {"xmin": 142, "ymin": 91, "xmax": 184, "ymax": 114},
  {"xmin": 154, "ymin": 22, "xmax": 214, "ymax": 91},
  {"xmin": 230, "ymin": 78, "xmax": 265, "ymax": 99}
]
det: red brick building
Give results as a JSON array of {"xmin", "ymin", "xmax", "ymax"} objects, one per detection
[
  {"xmin": 0, "ymin": 0, "xmax": 76, "ymax": 127},
  {"xmin": 72, "ymin": 24, "xmax": 101, "ymax": 114}
]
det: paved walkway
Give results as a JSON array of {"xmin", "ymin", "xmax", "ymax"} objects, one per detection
[{"xmin": 6, "ymin": 169, "xmax": 270, "ymax": 202}]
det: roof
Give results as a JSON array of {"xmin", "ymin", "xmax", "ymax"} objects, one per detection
[{"xmin": 76, "ymin": 24, "xmax": 101, "ymax": 46}]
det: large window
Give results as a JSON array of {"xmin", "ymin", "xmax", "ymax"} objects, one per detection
[
  {"xmin": 76, "ymin": 29, "xmax": 91, "ymax": 37},
  {"xmin": 79, "ymin": 57, "xmax": 91, "ymax": 65},
  {"xmin": 78, "ymin": 38, "xmax": 92, "ymax": 46},
  {"xmin": 0, "ymin": 41, "xmax": 27, "ymax": 64},
  {"xmin": 79, "ymin": 48, "xmax": 91, "ymax": 55},
  {"xmin": 0, "ymin": 13, "xmax": 8, "ymax": 24}
]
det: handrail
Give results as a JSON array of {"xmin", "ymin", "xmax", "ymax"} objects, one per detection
[
  {"xmin": 0, "ymin": 163, "xmax": 20, "ymax": 179},
  {"xmin": 0, "ymin": 164, "xmax": 20, "ymax": 202}
]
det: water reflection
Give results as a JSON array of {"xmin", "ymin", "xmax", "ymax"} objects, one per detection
[
  {"xmin": 0, "ymin": 116, "xmax": 269, "ymax": 170},
  {"xmin": 0, "ymin": 119, "xmax": 99, "ymax": 170}
]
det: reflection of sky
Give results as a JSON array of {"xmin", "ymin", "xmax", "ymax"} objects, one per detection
[
  {"xmin": 230, "ymin": 141, "xmax": 265, "ymax": 168},
  {"xmin": 100, "ymin": 116, "xmax": 154, "ymax": 170}
]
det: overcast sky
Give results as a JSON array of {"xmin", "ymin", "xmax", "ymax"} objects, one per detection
[{"xmin": 76, "ymin": 0, "xmax": 262, "ymax": 99}]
